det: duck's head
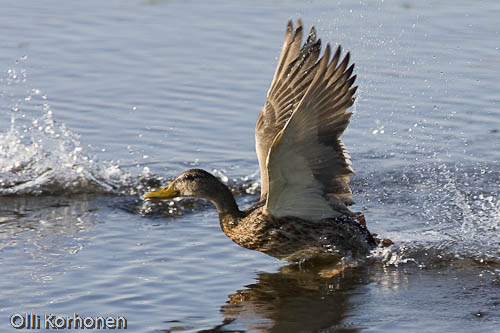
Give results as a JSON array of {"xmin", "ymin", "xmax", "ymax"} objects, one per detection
[
  {"xmin": 144, "ymin": 168, "xmax": 240, "ymax": 216},
  {"xmin": 143, "ymin": 168, "xmax": 225, "ymax": 201}
]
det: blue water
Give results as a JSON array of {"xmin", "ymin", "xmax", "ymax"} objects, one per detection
[{"xmin": 1, "ymin": 1, "xmax": 499, "ymax": 332}]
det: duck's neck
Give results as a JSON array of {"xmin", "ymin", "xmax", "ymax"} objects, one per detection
[{"xmin": 204, "ymin": 180, "xmax": 241, "ymax": 227}]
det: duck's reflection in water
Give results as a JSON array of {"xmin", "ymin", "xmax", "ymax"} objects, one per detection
[{"xmin": 199, "ymin": 262, "xmax": 373, "ymax": 332}]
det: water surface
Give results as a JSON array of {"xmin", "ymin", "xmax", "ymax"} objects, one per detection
[{"xmin": 1, "ymin": 1, "xmax": 499, "ymax": 332}]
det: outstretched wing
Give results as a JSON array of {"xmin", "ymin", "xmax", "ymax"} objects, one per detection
[
  {"xmin": 256, "ymin": 19, "xmax": 333, "ymax": 200},
  {"xmin": 263, "ymin": 38, "xmax": 357, "ymax": 221}
]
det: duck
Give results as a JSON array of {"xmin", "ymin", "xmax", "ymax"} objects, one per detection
[{"xmin": 144, "ymin": 20, "xmax": 378, "ymax": 262}]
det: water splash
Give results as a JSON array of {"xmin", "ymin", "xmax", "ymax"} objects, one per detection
[
  {"xmin": 0, "ymin": 60, "xmax": 149, "ymax": 196},
  {"xmin": 1, "ymin": 107, "xmax": 110, "ymax": 195},
  {"xmin": 364, "ymin": 162, "xmax": 500, "ymax": 269},
  {"xmin": 424, "ymin": 164, "xmax": 500, "ymax": 265}
]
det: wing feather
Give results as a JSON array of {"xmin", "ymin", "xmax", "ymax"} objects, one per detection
[
  {"xmin": 263, "ymin": 38, "xmax": 358, "ymax": 220},
  {"xmin": 256, "ymin": 20, "xmax": 322, "ymax": 200}
]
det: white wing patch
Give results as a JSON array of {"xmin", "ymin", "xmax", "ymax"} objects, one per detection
[{"xmin": 264, "ymin": 108, "xmax": 343, "ymax": 220}]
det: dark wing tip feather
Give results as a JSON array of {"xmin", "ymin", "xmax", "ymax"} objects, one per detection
[
  {"xmin": 345, "ymin": 63, "xmax": 355, "ymax": 78},
  {"xmin": 294, "ymin": 22, "xmax": 303, "ymax": 37},
  {"xmin": 343, "ymin": 52, "xmax": 351, "ymax": 67},
  {"xmin": 350, "ymin": 85, "xmax": 358, "ymax": 96},
  {"xmin": 307, "ymin": 26, "xmax": 317, "ymax": 43},
  {"xmin": 323, "ymin": 43, "xmax": 332, "ymax": 62},
  {"xmin": 334, "ymin": 45, "xmax": 342, "ymax": 58},
  {"xmin": 348, "ymin": 75, "xmax": 357, "ymax": 87},
  {"xmin": 325, "ymin": 42, "xmax": 332, "ymax": 54}
]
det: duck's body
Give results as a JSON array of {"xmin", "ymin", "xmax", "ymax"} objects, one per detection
[
  {"xmin": 223, "ymin": 201, "xmax": 375, "ymax": 262},
  {"xmin": 144, "ymin": 20, "xmax": 379, "ymax": 262}
]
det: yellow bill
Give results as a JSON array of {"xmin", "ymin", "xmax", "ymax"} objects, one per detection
[{"xmin": 143, "ymin": 182, "xmax": 179, "ymax": 200}]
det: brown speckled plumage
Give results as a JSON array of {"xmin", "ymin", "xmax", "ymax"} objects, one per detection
[{"xmin": 220, "ymin": 200, "xmax": 375, "ymax": 262}]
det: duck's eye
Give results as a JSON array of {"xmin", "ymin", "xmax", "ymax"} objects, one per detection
[{"xmin": 183, "ymin": 174, "xmax": 195, "ymax": 181}]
